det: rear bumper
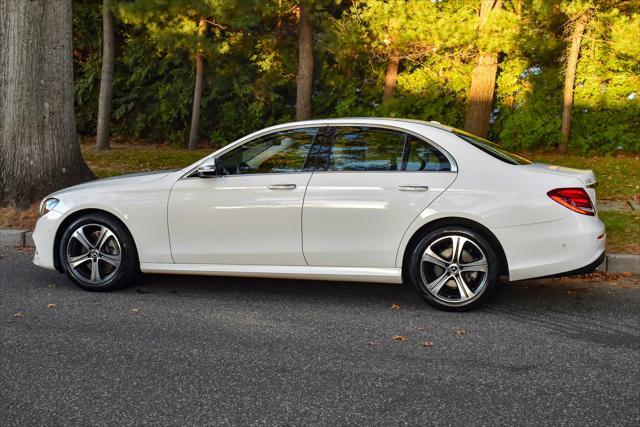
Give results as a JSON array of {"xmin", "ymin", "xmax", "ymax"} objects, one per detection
[
  {"xmin": 496, "ymin": 214, "xmax": 606, "ymax": 281},
  {"xmin": 531, "ymin": 250, "xmax": 605, "ymax": 280}
]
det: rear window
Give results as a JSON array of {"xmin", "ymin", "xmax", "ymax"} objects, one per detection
[{"xmin": 454, "ymin": 131, "xmax": 531, "ymax": 165}]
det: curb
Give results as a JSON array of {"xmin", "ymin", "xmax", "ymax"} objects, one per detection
[
  {"xmin": 0, "ymin": 229, "xmax": 28, "ymax": 247},
  {"xmin": 1, "ymin": 229, "xmax": 639, "ymax": 275},
  {"xmin": 597, "ymin": 199, "xmax": 640, "ymax": 212},
  {"xmin": 605, "ymin": 254, "xmax": 640, "ymax": 274}
]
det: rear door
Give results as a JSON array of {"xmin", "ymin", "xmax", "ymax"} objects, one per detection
[{"xmin": 302, "ymin": 126, "xmax": 457, "ymax": 268}]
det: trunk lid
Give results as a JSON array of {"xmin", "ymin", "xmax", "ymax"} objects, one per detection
[
  {"xmin": 522, "ymin": 163, "xmax": 598, "ymax": 205},
  {"xmin": 521, "ymin": 163, "xmax": 596, "ymax": 186}
]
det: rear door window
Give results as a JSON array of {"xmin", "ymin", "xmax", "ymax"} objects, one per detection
[
  {"xmin": 404, "ymin": 135, "xmax": 452, "ymax": 171},
  {"xmin": 314, "ymin": 126, "xmax": 406, "ymax": 172}
]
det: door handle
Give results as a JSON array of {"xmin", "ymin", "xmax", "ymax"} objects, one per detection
[
  {"xmin": 268, "ymin": 184, "xmax": 297, "ymax": 190},
  {"xmin": 398, "ymin": 185, "xmax": 429, "ymax": 192}
]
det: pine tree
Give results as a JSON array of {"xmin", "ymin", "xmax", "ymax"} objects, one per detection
[
  {"xmin": 296, "ymin": 1, "xmax": 314, "ymax": 120},
  {"xmin": 464, "ymin": 0, "xmax": 503, "ymax": 138},
  {"xmin": 96, "ymin": 0, "xmax": 116, "ymax": 151}
]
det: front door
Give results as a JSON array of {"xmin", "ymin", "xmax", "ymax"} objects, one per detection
[
  {"xmin": 168, "ymin": 127, "xmax": 319, "ymax": 265},
  {"xmin": 302, "ymin": 126, "xmax": 457, "ymax": 268}
]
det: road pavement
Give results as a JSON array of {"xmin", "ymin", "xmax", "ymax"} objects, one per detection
[{"xmin": 1, "ymin": 247, "xmax": 639, "ymax": 426}]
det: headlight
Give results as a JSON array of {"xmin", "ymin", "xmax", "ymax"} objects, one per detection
[{"xmin": 40, "ymin": 198, "xmax": 60, "ymax": 216}]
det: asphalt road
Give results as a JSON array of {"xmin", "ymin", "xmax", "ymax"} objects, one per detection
[{"xmin": 1, "ymin": 247, "xmax": 639, "ymax": 426}]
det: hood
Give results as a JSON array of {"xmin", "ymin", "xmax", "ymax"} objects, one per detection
[
  {"xmin": 51, "ymin": 169, "xmax": 178, "ymax": 196},
  {"xmin": 521, "ymin": 163, "xmax": 596, "ymax": 187}
]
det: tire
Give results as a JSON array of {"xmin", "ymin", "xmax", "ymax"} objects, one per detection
[
  {"xmin": 407, "ymin": 226, "xmax": 499, "ymax": 311},
  {"xmin": 59, "ymin": 213, "xmax": 139, "ymax": 291}
]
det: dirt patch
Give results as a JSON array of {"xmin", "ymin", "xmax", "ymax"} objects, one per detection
[{"xmin": 0, "ymin": 203, "xmax": 39, "ymax": 230}]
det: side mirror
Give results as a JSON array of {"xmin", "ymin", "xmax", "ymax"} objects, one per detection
[{"xmin": 197, "ymin": 158, "xmax": 222, "ymax": 178}]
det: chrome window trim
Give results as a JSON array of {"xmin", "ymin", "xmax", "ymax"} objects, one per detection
[{"xmin": 181, "ymin": 121, "xmax": 458, "ymax": 179}]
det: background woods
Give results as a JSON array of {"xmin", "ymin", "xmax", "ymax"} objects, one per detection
[
  {"xmin": 71, "ymin": 0, "xmax": 638, "ymax": 154},
  {"xmin": 1, "ymin": 0, "xmax": 638, "ymax": 208}
]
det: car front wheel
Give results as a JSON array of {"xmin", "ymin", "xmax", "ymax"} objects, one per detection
[
  {"xmin": 59, "ymin": 213, "xmax": 138, "ymax": 291},
  {"xmin": 407, "ymin": 226, "xmax": 500, "ymax": 311}
]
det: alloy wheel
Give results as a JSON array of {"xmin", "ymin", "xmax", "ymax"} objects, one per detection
[
  {"xmin": 65, "ymin": 223, "xmax": 122, "ymax": 285},
  {"xmin": 420, "ymin": 235, "xmax": 489, "ymax": 304}
]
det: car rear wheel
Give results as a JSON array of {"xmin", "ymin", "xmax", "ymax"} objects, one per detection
[
  {"xmin": 59, "ymin": 213, "xmax": 138, "ymax": 291},
  {"xmin": 407, "ymin": 226, "xmax": 499, "ymax": 311}
]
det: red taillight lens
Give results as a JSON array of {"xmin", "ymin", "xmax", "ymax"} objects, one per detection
[{"xmin": 547, "ymin": 188, "xmax": 595, "ymax": 216}]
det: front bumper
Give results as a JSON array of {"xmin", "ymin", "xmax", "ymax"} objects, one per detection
[{"xmin": 32, "ymin": 210, "xmax": 63, "ymax": 271}]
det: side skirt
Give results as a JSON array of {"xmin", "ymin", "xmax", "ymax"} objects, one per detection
[{"xmin": 139, "ymin": 263, "xmax": 403, "ymax": 284}]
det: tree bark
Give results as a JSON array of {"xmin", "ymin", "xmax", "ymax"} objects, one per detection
[
  {"xmin": 464, "ymin": 0, "xmax": 502, "ymax": 139},
  {"xmin": 188, "ymin": 18, "xmax": 207, "ymax": 151},
  {"xmin": 96, "ymin": 0, "xmax": 115, "ymax": 151},
  {"xmin": 0, "ymin": 0, "xmax": 93, "ymax": 208},
  {"xmin": 382, "ymin": 56, "xmax": 400, "ymax": 104},
  {"xmin": 295, "ymin": 1, "xmax": 313, "ymax": 121},
  {"xmin": 557, "ymin": 13, "xmax": 589, "ymax": 155}
]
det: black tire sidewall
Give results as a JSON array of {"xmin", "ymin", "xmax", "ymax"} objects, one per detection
[
  {"xmin": 59, "ymin": 213, "xmax": 138, "ymax": 291},
  {"xmin": 408, "ymin": 226, "xmax": 499, "ymax": 311}
]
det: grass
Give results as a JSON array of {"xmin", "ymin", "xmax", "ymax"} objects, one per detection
[
  {"xmin": 1, "ymin": 144, "xmax": 638, "ymax": 254},
  {"xmin": 598, "ymin": 211, "xmax": 640, "ymax": 254},
  {"xmin": 82, "ymin": 144, "xmax": 211, "ymax": 178}
]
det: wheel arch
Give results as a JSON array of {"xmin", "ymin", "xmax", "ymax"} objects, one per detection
[
  {"xmin": 53, "ymin": 208, "xmax": 139, "ymax": 272},
  {"xmin": 400, "ymin": 217, "xmax": 509, "ymax": 284}
]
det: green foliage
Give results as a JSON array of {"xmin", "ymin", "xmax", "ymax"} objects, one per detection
[
  {"xmin": 597, "ymin": 211, "xmax": 640, "ymax": 253},
  {"xmin": 569, "ymin": 7, "xmax": 640, "ymax": 153},
  {"xmin": 72, "ymin": 0, "xmax": 640, "ymax": 153}
]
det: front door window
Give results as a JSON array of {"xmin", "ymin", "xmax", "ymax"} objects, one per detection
[{"xmin": 218, "ymin": 128, "xmax": 318, "ymax": 175}]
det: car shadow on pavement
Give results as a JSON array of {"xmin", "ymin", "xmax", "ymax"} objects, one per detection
[
  {"xmin": 128, "ymin": 272, "xmax": 640, "ymax": 351},
  {"xmin": 486, "ymin": 278, "xmax": 640, "ymax": 350}
]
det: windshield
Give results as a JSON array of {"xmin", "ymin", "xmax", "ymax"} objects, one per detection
[{"xmin": 453, "ymin": 131, "xmax": 532, "ymax": 165}]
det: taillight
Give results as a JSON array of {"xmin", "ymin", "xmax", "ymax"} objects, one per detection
[{"xmin": 547, "ymin": 188, "xmax": 595, "ymax": 216}]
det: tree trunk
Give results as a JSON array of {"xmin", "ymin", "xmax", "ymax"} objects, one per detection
[
  {"xmin": 464, "ymin": 52, "xmax": 499, "ymax": 138},
  {"xmin": 464, "ymin": 0, "xmax": 502, "ymax": 139},
  {"xmin": 0, "ymin": 0, "xmax": 93, "ymax": 208},
  {"xmin": 188, "ymin": 18, "xmax": 207, "ymax": 151},
  {"xmin": 382, "ymin": 56, "xmax": 400, "ymax": 104},
  {"xmin": 295, "ymin": 1, "xmax": 313, "ymax": 121},
  {"xmin": 96, "ymin": 0, "xmax": 115, "ymax": 151},
  {"xmin": 557, "ymin": 13, "xmax": 589, "ymax": 155}
]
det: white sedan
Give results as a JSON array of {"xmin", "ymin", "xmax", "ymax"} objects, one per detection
[{"xmin": 33, "ymin": 118, "xmax": 605, "ymax": 311}]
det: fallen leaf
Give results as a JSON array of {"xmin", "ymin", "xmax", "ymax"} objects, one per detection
[
  {"xmin": 130, "ymin": 307, "xmax": 141, "ymax": 313},
  {"xmin": 48, "ymin": 284, "xmax": 57, "ymax": 288},
  {"xmin": 451, "ymin": 328, "xmax": 466, "ymax": 335},
  {"xmin": 390, "ymin": 303, "xmax": 400, "ymax": 310},
  {"xmin": 392, "ymin": 335, "xmax": 408, "ymax": 341},
  {"xmin": 421, "ymin": 340, "xmax": 434, "ymax": 347},
  {"xmin": 367, "ymin": 341, "xmax": 377, "ymax": 347},
  {"xmin": 622, "ymin": 272, "xmax": 632, "ymax": 277},
  {"xmin": 47, "ymin": 303, "xmax": 57, "ymax": 309},
  {"xmin": 13, "ymin": 312, "xmax": 24, "ymax": 318},
  {"xmin": 416, "ymin": 326, "xmax": 425, "ymax": 331}
]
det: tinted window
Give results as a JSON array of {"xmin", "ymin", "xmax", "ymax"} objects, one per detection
[
  {"xmin": 318, "ymin": 126, "xmax": 406, "ymax": 171},
  {"xmin": 405, "ymin": 136, "xmax": 451, "ymax": 171},
  {"xmin": 219, "ymin": 128, "xmax": 317, "ymax": 175},
  {"xmin": 454, "ymin": 131, "xmax": 531, "ymax": 165}
]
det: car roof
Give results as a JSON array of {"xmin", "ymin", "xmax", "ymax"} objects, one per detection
[{"xmin": 267, "ymin": 117, "xmax": 455, "ymax": 133}]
